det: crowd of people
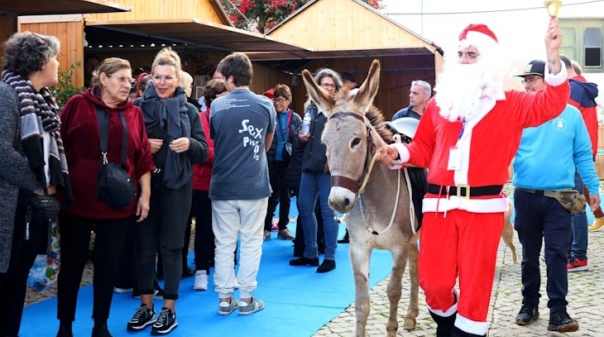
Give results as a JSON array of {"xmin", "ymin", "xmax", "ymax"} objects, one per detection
[{"xmin": 0, "ymin": 14, "xmax": 602, "ymax": 337}]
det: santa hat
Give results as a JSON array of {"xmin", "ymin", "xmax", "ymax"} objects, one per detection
[{"xmin": 458, "ymin": 24, "xmax": 499, "ymax": 53}]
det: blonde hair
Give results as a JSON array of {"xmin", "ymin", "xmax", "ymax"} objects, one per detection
[
  {"xmin": 180, "ymin": 71, "xmax": 193, "ymax": 97},
  {"xmin": 151, "ymin": 47, "xmax": 182, "ymax": 78}
]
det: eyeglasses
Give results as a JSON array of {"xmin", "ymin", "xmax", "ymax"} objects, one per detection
[
  {"xmin": 274, "ymin": 97, "xmax": 289, "ymax": 103},
  {"xmin": 521, "ymin": 76, "xmax": 543, "ymax": 85},
  {"xmin": 320, "ymin": 83, "xmax": 336, "ymax": 89},
  {"xmin": 457, "ymin": 51, "xmax": 480, "ymax": 61},
  {"xmin": 152, "ymin": 75, "xmax": 176, "ymax": 83},
  {"xmin": 107, "ymin": 74, "xmax": 135, "ymax": 86}
]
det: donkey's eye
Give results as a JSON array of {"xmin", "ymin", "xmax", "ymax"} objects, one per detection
[{"xmin": 351, "ymin": 137, "xmax": 361, "ymax": 148}]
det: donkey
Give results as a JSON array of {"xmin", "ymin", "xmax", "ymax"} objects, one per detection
[{"xmin": 301, "ymin": 59, "xmax": 419, "ymax": 337}]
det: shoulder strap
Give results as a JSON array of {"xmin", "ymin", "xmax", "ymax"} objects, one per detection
[{"xmin": 95, "ymin": 107, "xmax": 128, "ymax": 166}]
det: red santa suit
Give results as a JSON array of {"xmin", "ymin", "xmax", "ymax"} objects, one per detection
[{"xmin": 392, "ymin": 27, "xmax": 570, "ymax": 336}]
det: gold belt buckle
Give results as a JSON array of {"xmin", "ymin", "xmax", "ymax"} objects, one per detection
[{"xmin": 456, "ymin": 184, "xmax": 470, "ymax": 199}]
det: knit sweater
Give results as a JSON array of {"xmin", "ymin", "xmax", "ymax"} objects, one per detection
[{"xmin": 0, "ymin": 82, "xmax": 42, "ymax": 272}]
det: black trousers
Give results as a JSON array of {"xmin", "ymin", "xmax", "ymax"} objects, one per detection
[
  {"xmin": 265, "ymin": 161, "xmax": 292, "ymax": 231},
  {"xmin": 57, "ymin": 212, "xmax": 132, "ymax": 325},
  {"xmin": 136, "ymin": 181, "xmax": 191, "ymax": 300},
  {"xmin": 0, "ymin": 203, "xmax": 48, "ymax": 337},
  {"xmin": 193, "ymin": 190, "xmax": 215, "ymax": 273}
]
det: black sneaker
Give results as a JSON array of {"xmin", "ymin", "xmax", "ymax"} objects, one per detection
[
  {"xmin": 548, "ymin": 312, "xmax": 579, "ymax": 332},
  {"xmin": 127, "ymin": 305, "xmax": 156, "ymax": 331},
  {"xmin": 515, "ymin": 304, "xmax": 539, "ymax": 326},
  {"xmin": 289, "ymin": 256, "xmax": 319, "ymax": 266},
  {"xmin": 316, "ymin": 259, "xmax": 336, "ymax": 273},
  {"xmin": 151, "ymin": 307, "xmax": 178, "ymax": 335}
]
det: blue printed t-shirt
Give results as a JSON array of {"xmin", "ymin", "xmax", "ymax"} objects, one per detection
[{"xmin": 209, "ymin": 88, "xmax": 276, "ymax": 200}]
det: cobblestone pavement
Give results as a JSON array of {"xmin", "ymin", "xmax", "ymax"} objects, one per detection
[{"xmin": 313, "ymin": 223, "xmax": 604, "ymax": 337}]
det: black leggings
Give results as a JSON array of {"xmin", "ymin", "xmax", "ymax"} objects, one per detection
[{"xmin": 0, "ymin": 203, "xmax": 47, "ymax": 337}]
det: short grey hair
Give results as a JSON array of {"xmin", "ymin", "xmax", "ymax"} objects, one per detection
[
  {"xmin": 2, "ymin": 31, "xmax": 60, "ymax": 76},
  {"xmin": 411, "ymin": 80, "xmax": 432, "ymax": 97},
  {"xmin": 314, "ymin": 68, "xmax": 343, "ymax": 92}
]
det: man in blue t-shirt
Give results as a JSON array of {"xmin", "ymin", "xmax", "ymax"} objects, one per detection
[{"xmin": 209, "ymin": 52, "xmax": 276, "ymax": 316}]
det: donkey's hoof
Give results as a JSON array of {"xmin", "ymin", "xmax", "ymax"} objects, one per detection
[{"xmin": 403, "ymin": 317, "xmax": 417, "ymax": 330}]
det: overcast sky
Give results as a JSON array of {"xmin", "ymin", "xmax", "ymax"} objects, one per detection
[{"xmin": 379, "ymin": 0, "xmax": 604, "ymax": 87}]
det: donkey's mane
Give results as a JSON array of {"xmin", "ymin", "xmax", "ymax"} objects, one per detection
[{"xmin": 366, "ymin": 105, "xmax": 394, "ymax": 144}]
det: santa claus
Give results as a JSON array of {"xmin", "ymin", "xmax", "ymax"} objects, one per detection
[{"xmin": 376, "ymin": 20, "xmax": 569, "ymax": 337}]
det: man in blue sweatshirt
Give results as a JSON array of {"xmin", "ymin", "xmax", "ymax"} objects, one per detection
[{"xmin": 512, "ymin": 60, "xmax": 600, "ymax": 333}]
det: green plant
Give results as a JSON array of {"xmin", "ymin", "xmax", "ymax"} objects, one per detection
[{"xmin": 50, "ymin": 62, "xmax": 85, "ymax": 109}]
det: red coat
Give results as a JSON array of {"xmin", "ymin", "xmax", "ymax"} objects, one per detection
[
  {"xmin": 192, "ymin": 108, "xmax": 214, "ymax": 191},
  {"xmin": 398, "ymin": 78, "xmax": 569, "ymax": 213},
  {"xmin": 59, "ymin": 87, "xmax": 154, "ymax": 219}
]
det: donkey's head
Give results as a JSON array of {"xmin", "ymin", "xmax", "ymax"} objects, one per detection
[{"xmin": 301, "ymin": 60, "xmax": 382, "ymax": 213}]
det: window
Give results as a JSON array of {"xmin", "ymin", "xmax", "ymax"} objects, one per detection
[
  {"xmin": 584, "ymin": 27, "xmax": 602, "ymax": 67},
  {"xmin": 561, "ymin": 27, "xmax": 576, "ymax": 60}
]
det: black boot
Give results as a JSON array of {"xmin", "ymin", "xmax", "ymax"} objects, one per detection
[
  {"xmin": 451, "ymin": 326, "xmax": 486, "ymax": 337},
  {"xmin": 429, "ymin": 311, "xmax": 457, "ymax": 337}
]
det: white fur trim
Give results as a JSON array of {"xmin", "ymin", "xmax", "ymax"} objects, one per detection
[
  {"xmin": 387, "ymin": 143, "xmax": 410, "ymax": 169},
  {"xmin": 459, "ymin": 30, "xmax": 498, "ymax": 55},
  {"xmin": 545, "ymin": 60, "xmax": 568, "ymax": 86},
  {"xmin": 453, "ymin": 97, "xmax": 497, "ymax": 185},
  {"xmin": 427, "ymin": 288, "xmax": 459, "ymax": 317},
  {"xmin": 455, "ymin": 313, "xmax": 490, "ymax": 335},
  {"xmin": 423, "ymin": 195, "xmax": 508, "ymax": 213}
]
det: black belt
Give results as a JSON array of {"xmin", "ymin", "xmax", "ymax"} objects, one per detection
[
  {"xmin": 516, "ymin": 188, "xmax": 558, "ymax": 198},
  {"xmin": 427, "ymin": 184, "xmax": 503, "ymax": 198}
]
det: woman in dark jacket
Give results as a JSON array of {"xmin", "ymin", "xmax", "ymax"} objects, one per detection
[
  {"xmin": 127, "ymin": 47, "xmax": 208, "ymax": 335},
  {"xmin": 263, "ymin": 84, "xmax": 302, "ymax": 241},
  {"xmin": 0, "ymin": 31, "xmax": 70, "ymax": 337},
  {"xmin": 57, "ymin": 57, "xmax": 154, "ymax": 337},
  {"xmin": 289, "ymin": 68, "xmax": 342, "ymax": 273}
]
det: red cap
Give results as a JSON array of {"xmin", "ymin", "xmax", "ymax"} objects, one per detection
[{"xmin": 263, "ymin": 88, "xmax": 274, "ymax": 99}]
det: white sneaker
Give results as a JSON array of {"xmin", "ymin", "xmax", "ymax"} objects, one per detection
[{"xmin": 193, "ymin": 270, "xmax": 208, "ymax": 291}]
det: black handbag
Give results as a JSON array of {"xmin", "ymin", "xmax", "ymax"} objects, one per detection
[
  {"xmin": 282, "ymin": 140, "xmax": 293, "ymax": 161},
  {"xmin": 95, "ymin": 107, "xmax": 135, "ymax": 209}
]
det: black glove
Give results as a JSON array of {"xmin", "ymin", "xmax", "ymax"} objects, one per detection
[{"xmin": 29, "ymin": 194, "xmax": 61, "ymax": 220}]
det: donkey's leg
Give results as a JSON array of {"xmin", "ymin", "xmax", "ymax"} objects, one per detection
[
  {"xmin": 349, "ymin": 241, "xmax": 372, "ymax": 337},
  {"xmin": 386, "ymin": 245, "xmax": 406, "ymax": 336},
  {"xmin": 404, "ymin": 230, "xmax": 421, "ymax": 330}
]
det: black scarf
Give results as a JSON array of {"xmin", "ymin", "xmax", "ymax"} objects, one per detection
[
  {"xmin": 2, "ymin": 70, "xmax": 72, "ymax": 202},
  {"xmin": 139, "ymin": 84, "xmax": 192, "ymax": 189}
]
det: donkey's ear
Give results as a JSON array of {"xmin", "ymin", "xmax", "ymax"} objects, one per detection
[
  {"xmin": 352, "ymin": 59, "xmax": 380, "ymax": 113},
  {"xmin": 301, "ymin": 69, "xmax": 336, "ymax": 117}
]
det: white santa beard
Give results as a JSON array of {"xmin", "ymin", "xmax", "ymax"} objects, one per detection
[{"xmin": 435, "ymin": 60, "xmax": 503, "ymax": 122}]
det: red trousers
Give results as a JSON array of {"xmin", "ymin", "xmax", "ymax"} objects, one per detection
[{"xmin": 419, "ymin": 210, "xmax": 503, "ymax": 331}]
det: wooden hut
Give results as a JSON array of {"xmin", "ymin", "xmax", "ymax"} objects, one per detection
[
  {"xmin": 247, "ymin": 0, "xmax": 443, "ymax": 119},
  {"xmin": 12, "ymin": 0, "xmax": 306, "ymax": 91},
  {"xmin": 0, "ymin": 0, "xmax": 129, "ymax": 69}
]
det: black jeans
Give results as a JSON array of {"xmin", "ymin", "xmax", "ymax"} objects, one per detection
[
  {"xmin": 265, "ymin": 160, "xmax": 291, "ymax": 231},
  {"xmin": 0, "ymin": 203, "xmax": 47, "ymax": 337},
  {"xmin": 57, "ymin": 212, "xmax": 132, "ymax": 325}
]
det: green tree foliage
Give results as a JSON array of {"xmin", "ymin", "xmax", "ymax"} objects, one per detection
[
  {"xmin": 219, "ymin": 0, "xmax": 382, "ymax": 33},
  {"xmin": 50, "ymin": 62, "xmax": 85, "ymax": 110}
]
